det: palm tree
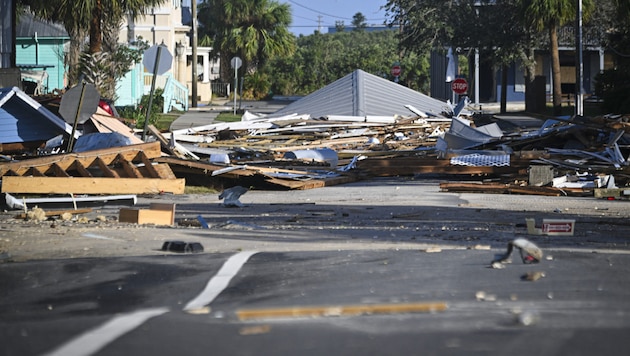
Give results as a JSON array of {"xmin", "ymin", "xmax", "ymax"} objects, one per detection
[
  {"xmin": 521, "ymin": 0, "xmax": 593, "ymax": 116},
  {"xmin": 22, "ymin": 0, "xmax": 163, "ymax": 94},
  {"xmin": 198, "ymin": 0, "xmax": 296, "ymax": 82}
]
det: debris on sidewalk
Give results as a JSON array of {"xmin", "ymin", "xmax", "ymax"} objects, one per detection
[{"xmin": 219, "ymin": 186, "xmax": 249, "ymax": 207}]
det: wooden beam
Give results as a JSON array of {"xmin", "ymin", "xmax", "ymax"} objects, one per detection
[
  {"xmin": 94, "ymin": 157, "xmax": 119, "ymax": 178},
  {"xmin": 117, "ymin": 154, "xmax": 142, "ymax": 178},
  {"xmin": 51, "ymin": 163, "xmax": 70, "ymax": 177},
  {"xmin": 1, "ymin": 176, "xmax": 185, "ymax": 195},
  {"xmin": 69, "ymin": 160, "xmax": 93, "ymax": 177},
  {"xmin": 138, "ymin": 151, "xmax": 160, "ymax": 178}
]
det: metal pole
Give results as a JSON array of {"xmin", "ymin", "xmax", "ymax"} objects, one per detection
[
  {"xmin": 143, "ymin": 45, "xmax": 162, "ymax": 141},
  {"xmin": 191, "ymin": 0, "xmax": 198, "ymax": 107},
  {"xmin": 66, "ymin": 82, "xmax": 87, "ymax": 152},
  {"xmin": 575, "ymin": 0, "xmax": 584, "ymax": 116},
  {"xmin": 474, "ymin": 48, "xmax": 480, "ymax": 105},
  {"xmin": 233, "ymin": 65, "xmax": 238, "ymax": 115}
]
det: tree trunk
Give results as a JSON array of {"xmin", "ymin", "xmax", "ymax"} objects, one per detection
[
  {"xmin": 66, "ymin": 27, "xmax": 88, "ymax": 88},
  {"xmin": 549, "ymin": 23, "xmax": 563, "ymax": 116},
  {"xmin": 89, "ymin": 0, "xmax": 103, "ymax": 54},
  {"xmin": 523, "ymin": 48, "xmax": 537, "ymax": 113}
]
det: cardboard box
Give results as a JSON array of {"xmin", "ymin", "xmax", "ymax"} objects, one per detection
[{"xmin": 119, "ymin": 203, "xmax": 175, "ymax": 225}]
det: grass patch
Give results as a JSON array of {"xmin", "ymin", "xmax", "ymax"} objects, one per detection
[
  {"xmin": 215, "ymin": 112, "xmax": 242, "ymax": 122},
  {"xmin": 184, "ymin": 185, "xmax": 218, "ymax": 194},
  {"xmin": 154, "ymin": 113, "xmax": 182, "ymax": 131}
]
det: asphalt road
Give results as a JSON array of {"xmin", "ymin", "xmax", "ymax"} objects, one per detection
[
  {"xmin": 2, "ymin": 248, "xmax": 630, "ymax": 355},
  {"xmin": 1, "ymin": 178, "xmax": 630, "ymax": 355}
]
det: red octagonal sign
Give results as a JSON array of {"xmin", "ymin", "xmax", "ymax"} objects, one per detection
[
  {"xmin": 391, "ymin": 65, "xmax": 401, "ymax": 77},
  {"xmin": 451, "ymin": 78, "xmax": 468, "ymax": 94}
]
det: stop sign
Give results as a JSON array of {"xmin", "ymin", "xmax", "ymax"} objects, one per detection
[
  {"xmin": 451, "ymin": 78, "xmax": 468, "ymax": 94},
  {"xmin": 143, "ymin": 44, "xmax": 173, "ymax": 75},
  {"xmin": 391, "ymin": 65, "xmax": 401, "ymax": 77}
]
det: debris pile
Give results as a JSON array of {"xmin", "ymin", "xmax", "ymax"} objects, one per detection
[{"xmin": 1, "ymin": 71, "xmax": 629, "ymax": 213}]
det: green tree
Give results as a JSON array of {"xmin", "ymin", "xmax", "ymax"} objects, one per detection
[
  {"xmin": 197, "ymin": 0, "xmax": 296, "ymax": 83},
  {"xmin": 594, "ymin": 0, "xmax": 630, "ymax": 113},
  {"xmin": 351, "ymin": 12, "xmax": 367, "ymax": 31},
  {"xmin": 335, "ymin": 21, "xmax": 346, "ymax": 33},
  {"xmin": 520, "ymin": 0, "xmax": 594, "ymax": 116},
  {"xmin": 267, "ymin": 30, "xmax": 430, "ymax": 96}
]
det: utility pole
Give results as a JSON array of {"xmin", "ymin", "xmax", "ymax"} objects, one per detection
[
  {"xmin": 575, "ymin": 0, "xmax": 584, "ymax": 116},
  {"xmin": 191, "ymin": 0, "xmax": 198, "ymax": 107},
  {"xmin": 317, "ymin": 15, "xmax": 323, "ymax": 33}
]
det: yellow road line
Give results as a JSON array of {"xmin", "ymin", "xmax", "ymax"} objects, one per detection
[{"xmin": 236, "ymin": 302, "xmax": 448, "ymax": 321}]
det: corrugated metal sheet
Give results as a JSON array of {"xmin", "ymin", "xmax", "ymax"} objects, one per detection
[
  {"xmin": 0, "ymin": 87, "xmax": 75, "ymax": 144},
  {"xmin": 273, "ymin": 70, "xmax": 449, "ymax": 118}
]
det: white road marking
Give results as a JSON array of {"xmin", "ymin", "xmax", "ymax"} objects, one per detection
[
  {"xmin": 41, "ymin": 307, "xmax": 169, "ymax": 356},
  {"xmin": 184, "ymin": 250, "xmax": 258, "ymax": 311},
  {"xmin": 41, "ymin": 251, "xmax": 257, "ymax": 356}
]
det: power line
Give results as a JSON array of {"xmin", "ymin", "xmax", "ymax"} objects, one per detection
[
  {"xmin": 287, "ymin": 0, "xmax": 386, "ymax": 22},
  {"xmin": 287, "ymin": 0, "xmax": 353, "ymax": 21}
]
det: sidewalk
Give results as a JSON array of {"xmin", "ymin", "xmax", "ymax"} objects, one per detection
[{"xmin": 169, "ymin": 99, "xmax": 291, "ymax": 131}]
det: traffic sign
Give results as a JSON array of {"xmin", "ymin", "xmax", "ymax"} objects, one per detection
[
  {"xmin": 143, "ymin": 44, "xmax": 173, "ymax": 75},
  {"xmin": 59, "ymin": 83, "xmax": 100, "ymax": 124},
  {"xmin": 231, "ymin": 57, "xmax": 242, "ymax": 69},
  {"xmin": 451, "ymin": 78, "xmax": 468, "ymax": 94},
  {"xmin": 391, "ymin": 64, "xmax": 401, "ymax": 77}
]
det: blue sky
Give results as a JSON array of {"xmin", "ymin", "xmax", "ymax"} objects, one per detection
[
  {"xmin": 278, "ymin": 0, "xmax": 389, "ymax": 36},
  {"xmin": 184, "ymin": 1, "xmax": 390, "ymax": 36}
]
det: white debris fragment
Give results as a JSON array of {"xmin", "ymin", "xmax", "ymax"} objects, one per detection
[{"xmin": 219, "ymin": 186, "xmax": 249, "ymax": 207}]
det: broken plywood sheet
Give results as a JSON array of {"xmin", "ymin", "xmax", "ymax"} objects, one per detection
[
  {"xmin": 1, "ymin": 176, "xmax": 185, "ymax": 195},
  {"xmin": 84, "ymin": 107, "xmax": 144, "ymax": 144}
]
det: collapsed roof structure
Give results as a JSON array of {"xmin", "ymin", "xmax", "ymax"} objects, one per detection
[{"xmin": 272, "ymin": 69, "xmax": 451, "ymax": 118}]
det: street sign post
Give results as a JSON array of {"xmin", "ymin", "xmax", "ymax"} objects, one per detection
[
  {"xmin": 142, "ymin": 43, "xmax": 173, "ymax": 140},
  {"xmin": 59, "ymin": 82, "xmax": 100, "ymax": 152},
  {"xmin": 451, "ymin": 78, "xmax": 468, "ymax": 95},
  {"xmin": 231, "ymin": 57, "xmax": 242, "ymax": 115}
]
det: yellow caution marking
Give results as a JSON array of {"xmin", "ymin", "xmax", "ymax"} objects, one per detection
[{"xmin": 236, "ymin": 302, "xmax": 447, "ymax": 321}]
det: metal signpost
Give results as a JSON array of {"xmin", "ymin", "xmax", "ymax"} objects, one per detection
[
  {"xmin": 142, "ymin": 43, "xmax": 173, "ymax": 140},
  {"xmin": 59, "ymin": 82, "xmax": 100, "ymax": 152},
  {"xmin": 231, "ymin": 57, "xmax": 242, "ymax": 115}
]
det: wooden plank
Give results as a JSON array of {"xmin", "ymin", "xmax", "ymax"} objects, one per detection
[
  {"xmin": 150, "ymin": 163, "xmax": 178, "ymax": 179},
  {"xmin": 94, "ymin": 157, "xmax": 119, "ymax": 178},
  {"xmin": 138, "ymin": 151, "xmax": 160, "ymax": 178},
  {"xmin": 155, "ymin": 157, "xmax": 258, "ymax": 177},
  {"xmin": 117, "ymin": 154, "xmax": 143, "ymax": 178},
  {"xmin": 0, "ymin": 142, "xmax": 161, "ymax": 177},
  {"xmin": 147, "ymin": 124, "xmax": 186, "ymax": 159},
  {"xmin": 69, "ymin": 160, "xmax": 93, "ymax": 177},
  {"xmin": 1, "ymin": 176, "xmax": 185, "ymax": 195},
  {"xmin": 51, "ymin": 163, "xmax": 70, "ymax": 177}
]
